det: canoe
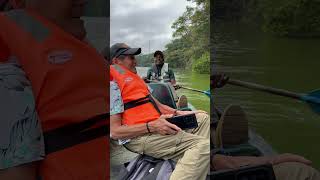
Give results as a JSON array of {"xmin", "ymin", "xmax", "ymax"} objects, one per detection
[{"xmin": 110, "ymin": 82, "xmax": 277, "ymax": 179}]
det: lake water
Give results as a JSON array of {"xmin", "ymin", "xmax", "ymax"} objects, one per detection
[{"xmin": 213, "ymin": 22, "xmax": 320, "ymax": 168}]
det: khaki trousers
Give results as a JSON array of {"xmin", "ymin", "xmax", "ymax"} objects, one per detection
[
  {"xmin": 125, "ymin": 112, "xmax": 210, "ymax": 180},
  {"xmin": 274, "ymin": 162, "xmax": 320, "ymax": 180}
]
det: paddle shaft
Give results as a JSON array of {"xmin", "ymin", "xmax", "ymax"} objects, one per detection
[
  {"xmin": 228, "ymin": 79, "xmax": 303, "ymax": 100},
  {"xmin": 179, "ymin": 86, "xmax": 207, "ymax": 94}
]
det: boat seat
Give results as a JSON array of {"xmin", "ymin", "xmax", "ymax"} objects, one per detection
[{"xmin": 148, "ymin": 83, "xmax": 177, "ymax": 109}]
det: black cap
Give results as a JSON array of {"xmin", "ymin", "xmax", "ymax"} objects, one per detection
[{"xmin": 110, "ymin": 43, "xmax": 141, "ymax": 59}]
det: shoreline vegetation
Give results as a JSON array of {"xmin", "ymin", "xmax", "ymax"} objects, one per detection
[{"xmin": 213, "ymin": 0, "xmax": 320, "ymax": 38}]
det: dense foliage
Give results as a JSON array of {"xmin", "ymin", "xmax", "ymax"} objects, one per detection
[
  {"xmin": 214, "ymin": 0, "xmax": 320, "ymax": 37},
  {"xmin": 164, "ymin": 0, "xmax": 210, "ymax": 73}
]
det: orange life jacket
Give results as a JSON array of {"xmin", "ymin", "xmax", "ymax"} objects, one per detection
[
  {"xmin": 0, "ymin": 9, "xmax": 109, "ymax": 179},
  {"xmin": 110, "ymin": 64, "xmax": 161, "ymax": 125}
]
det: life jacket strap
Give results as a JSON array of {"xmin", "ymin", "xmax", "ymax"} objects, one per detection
[
  {"xmin": 124, "ymin": 95, "xmax": 161, "ymax": 115},
  {"xmin": 43, "ymin": 113, "xmax": 109, "ymax": 155}
]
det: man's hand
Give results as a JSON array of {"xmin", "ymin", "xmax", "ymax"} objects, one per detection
[
  {"xmin": 211, "ymin": 73, "xmax": 229, "ymax": 89},
  {"xmin": 142, "ymin": 77, "xmax": 150, "ymax": 83},
  {"xmin": 173, "ymin": 85, "xmax": 181, "ymax": 90},
  {"xmin": 149, "ymin": 114, "xmax": 182, "ymax": 135},
  {"xmin": 268, "ymin": 153, "xmax": 312, "ymax": 165},
  {"xmin": 176, "ymin": 110, "xmax": 207, "ymax": 116}
]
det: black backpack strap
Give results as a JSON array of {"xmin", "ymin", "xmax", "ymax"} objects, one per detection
[{"xmin": 44, "ymin": 113, "xmax": 109, "ymax": 155}]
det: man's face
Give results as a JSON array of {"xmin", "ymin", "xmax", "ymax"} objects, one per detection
[
  {"xmin": 116, "ymin": 55, "xmax": 137, "ymax": 73},
  {"xmin": 154, "ymin": 54, "xmax": 164, "ymax": 65}
]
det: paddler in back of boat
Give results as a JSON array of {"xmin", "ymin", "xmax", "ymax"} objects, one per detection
[
  {"xmin": 211, "ymin": 73, "xmax": 320, "ymax": 179},
  {"xmin": 146, "ymin": 50, "xmax": 176, "ymax": 85},
  {"xmin": 0, "ymin": 0, "xmax": 108, "ymax": 179},
  {"xmin": 110, "ymin": 43, "xmax": 210, "ymax": 180},
  {"xmin": 142, "ymin": 50, "xmax": 188, "ymax": 109}
]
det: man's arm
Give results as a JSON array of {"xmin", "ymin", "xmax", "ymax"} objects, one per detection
[
  {"xmin": 110, "ymin": 113, "xmax": 149, "ymax": 140},
  {"xmin": 110, "ymin": 113, "xmax": 181, "ymax": 140},
  {"xmin": 169, "ymin": 69, "xmax": 176, "ymax": 85},
  {"xmin": 0, "ymin": 60, "xmax": 44, "ymax": 180}
]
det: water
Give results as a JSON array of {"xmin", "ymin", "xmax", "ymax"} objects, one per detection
[
  {"xmin": 213, "ymin": 22, "xmax": 320, "ymax": 168},
  {"xmin": 137, "ymin": 67, "xmax": 210, "ymax": 113}
]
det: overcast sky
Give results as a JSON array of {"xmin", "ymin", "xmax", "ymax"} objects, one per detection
[{"xmin": 110, "ymin": 0, "xmax": 194, "ymax": 54}]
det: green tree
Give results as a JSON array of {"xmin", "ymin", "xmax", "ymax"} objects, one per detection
[{"xmin": 165, "ymin": 0, "xmax": 210, "ymax": 73}]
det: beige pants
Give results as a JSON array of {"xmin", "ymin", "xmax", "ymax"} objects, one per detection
[
  {"xmin": 274, "ymin": 162, "xmax": 320, "ymax": 180},
  {"xmin": 125, "ymin": 112, "xmax": 210, "ymax": 180}
]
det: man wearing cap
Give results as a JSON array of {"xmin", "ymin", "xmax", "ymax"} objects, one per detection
[
  {"xmin": 144, "ymin": 50, "xmax": 189, "ymax": 109},
  {"xmin": 147, "ymin": 50, "xmax": 176, "ymax": 85},
  {"xmin": 110, "ymin": 43, "xmax": 210, "ymax": 180}
]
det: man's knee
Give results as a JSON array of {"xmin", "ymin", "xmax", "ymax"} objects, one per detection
[
  {"xmin": 274, "ymin": 162, "xmax": 320, "ymax": 180},
  {"xmin": 196, "ymin": 112, "xmax": 210, "ymax": 124},
  {"xmin": 195, "ymin": 139, "xmax": 210, "ymax": 155}
]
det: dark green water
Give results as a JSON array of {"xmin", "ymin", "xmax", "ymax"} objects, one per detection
[
  {"xmin": 213, "ymin": 22, "xmax": 320, "ymax": 168},
  {"xmin": 175, "ymin": 70, "xmax": 210, "ymax": 113}
]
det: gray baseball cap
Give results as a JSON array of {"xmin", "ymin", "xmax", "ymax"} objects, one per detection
[{"xmin": 110, "ymin": 43, "xmax": 141, "ymax": 59}]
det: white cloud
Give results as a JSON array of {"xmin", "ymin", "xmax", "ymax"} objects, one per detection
[{"xmin": 110, "ymin": 0, "xmax": 195, "ymax": 54}]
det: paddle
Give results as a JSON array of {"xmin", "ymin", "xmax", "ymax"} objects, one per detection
[
  {"xmin": 176, "ymin": 85, "xmax": 211, "ymax": 97},
  {"xmin": 227, "ymin": 79, "xmax": 320, "ymax": 114}
]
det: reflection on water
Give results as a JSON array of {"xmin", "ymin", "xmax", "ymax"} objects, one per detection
[
  {"xmin": 137, "ymin": 67, "xmax": 210, "ymax": 113},
  {"xmin": 213, "ymin": 23, "xmax": 320, "ymax": 168}
]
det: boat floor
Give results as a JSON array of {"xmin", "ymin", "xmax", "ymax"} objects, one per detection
[
  {"xmin": 110, "ymin": 141, "xmax": 137, "ymax": 180},
  {"xmin": 110, "ymin": 129, "xmax": 276, "ymax": 179}
]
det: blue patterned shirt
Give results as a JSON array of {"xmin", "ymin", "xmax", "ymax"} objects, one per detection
[{"xmin": 0, "ymin": 57, "xmax": 44, "ymax": 169}]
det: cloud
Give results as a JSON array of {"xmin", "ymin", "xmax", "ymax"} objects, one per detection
[{"xmin": 110, "ymin": 0, "xmax": 194, "ymax": 54}]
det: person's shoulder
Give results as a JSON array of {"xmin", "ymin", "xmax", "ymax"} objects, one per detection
[{"xmin": 110, "ymin": 80, "xmax": 120, "ymax": 89}]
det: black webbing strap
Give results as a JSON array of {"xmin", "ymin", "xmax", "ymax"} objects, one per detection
[
  {"xmin": 124, "ymin": 95, "xmax": 150, "ymax": 110},
  {"xmin": 43, "ymin": 113, "xmax": 109, "ymax": 155},
  {"xmin": 148, "ymin": 95, "xmax": 161, "ymax": 115},
  {"xmin": 124, "ymin": 95, "xmax": 161, "ymax": 115}
]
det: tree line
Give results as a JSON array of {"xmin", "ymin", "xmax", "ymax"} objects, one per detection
[{"xmin": 137, "ymin": 0, "xmax": 210, "ymax": 74}]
